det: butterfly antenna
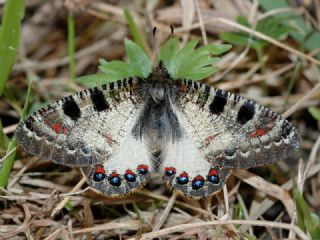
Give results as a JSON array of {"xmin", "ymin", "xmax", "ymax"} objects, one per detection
[
  {"xmin": 152, "ymin": 26, "xmax": 158, "ymax": 66},
  {"xmin": 170, "ymin": 25, "xmax": 174, "ymax": 38}
]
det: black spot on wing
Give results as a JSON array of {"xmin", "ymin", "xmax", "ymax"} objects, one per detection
[
  {"xmin": 63, "ymin": 96, "xmax": 81, "ymax": 121},
  {"xmin": 209, "ymin": 89, "xmax": 227, "ymax": 115},
  {"xmin": 109, "ymin": 82, "xmax": 114, "ymax": 91},
  {"xmin": 196, "ymin": 84, "xmax": 210, "ymax": 108},
  {"xmin": 237, "ymin": 101, "xmax": 255, "ymax": 125},
  {"xmin": 25, "ymin": 117, "xmax": 33, "ymax": 131},
  {"xmin": 123, "ymin": 79, "xmax": 128, "ymax": 88},
  {"xmin": 281, "ymin": 121, "xmax": 292, "ymax": 139},
  {"xmin": 79, "ymin": 91, "xmax": 85, "ymax": 100},
  {"xmin": 90, "ymin": 88, "xmax": 109, "ymax": 112},
  {"xmin": 193, "ymin": 81, "xmax": 199, "ymax": 90},
  {"xmin": 117, "ymin": 80, "xmax": 122, "ymax": 89},
  {"xmin": 128, "ymin": 77, "xmax": 133, "ymax": 87}
]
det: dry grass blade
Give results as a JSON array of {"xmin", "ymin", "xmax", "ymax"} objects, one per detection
[
  {"xmin": 51, "ymin": 177, "xmax": 87, "ymax": 217},
  {"xmin": 152, "ymin": 191, "xmax": 177, "ymax": 231},
  {"xmin": 283, "ymin": 82, "xmax": 320, "ymax": 118},
  {"xmin": 233, "ymin": 169, "xmax": 295, "ymax": 218},
  {"xmin": 2, "ymin": 203, "xmax": 31, "ymax": 239},
  {"xmin": 72, "ymin": 220, "xmax": 142, "ymax": 234},
  {"xmin": 133, "ymin": 220, "xmax": 309, "ymax": 240}
]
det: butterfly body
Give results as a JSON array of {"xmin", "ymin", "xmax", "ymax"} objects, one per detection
[{"xmin": 16, "ymin": 62, "xmax": 300, "ymax": 198}]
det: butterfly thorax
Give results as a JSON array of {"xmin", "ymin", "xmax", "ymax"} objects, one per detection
[{"xmin": 131, "ymin": 65, "xmax": 182, "ymax": 149}]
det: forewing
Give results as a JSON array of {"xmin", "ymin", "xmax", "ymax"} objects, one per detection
[
  {"xmin": 15, "ymin": 78, "xmax": 144, "ymax": 167},
  {"xmin": 174, "ymin": 79, "xmax": 300, "ymax": 169}
]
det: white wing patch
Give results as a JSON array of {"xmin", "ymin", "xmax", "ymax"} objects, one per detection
[{"xmin": 161, "ymin": 108, "xmax": 230, "ymax": 197}]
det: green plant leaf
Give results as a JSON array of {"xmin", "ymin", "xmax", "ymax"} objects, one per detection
[
  {"xmin": 99, "ymin": 60, "xmax": 139, "ymax": 76},
  {"xmin": 0, "ymin": 0, "xmax": 25, "ymax": 96},
  {"xmin": 308, "ymin": 107, "xmax": 320, "ymax": 121},
  {"xmin": 0, "ymin": 79, "xmax": 32, "ymax": 189},
  {"xmin": 77, "ymin": 74, "xmax": 122, "ymax": 87},
  {"xmin": 294, "ymin": 188, "xmax": 320, "ymax": 238},
  {"xmin": 185, "ymin": 66, "xmax": 218, "ymax": 81},
  {"xmin": 79, "ymin": 39, "xmax": 152, "ymax": 86},
  {"xmin": 64, "ymin": 201, "xmax": 74, "ymax": 212},
  {"xmin": 172, "ymin": 39, "xmax": 199, "ymax": 78},
  {"xmin": 258, "ymin": 0, "xmax": 320, "ymax": 59},
  {"xmin": 220, "ymin": 32, "xmax": 264, "ymax": 50},
  {"xmin": 221, "ymin": 15, "xmax": 295, "ymax": 51},
  {"xmin": 124, "ymin": 38, "xmax": 152, "ymax": 78},
  {"xmin": 236, "ymin": 15, "xmax": 251, "ymax": 27},
  {"xmin": 67, "ymin": 14, "xmax": 76, "ymax": 82},
  {"xmin": 158, "ymin": 37, "xmax": 179, "ymax": 70},
  {"xmin": 81, "ymin": 37, "xmax": 229, "ymax": 86},
  {"xmin": 256, "ymin": 17, "xmax": 295, "ymax": 40},
  {"xmin": 196, "ymin": 43, "xmax": 232, "ymax": 55},
  {"xmin": 158, "ymin": 37, "xmax": 230, "ymax": 80},
  {"xmin": 0, "ymin": 120, "xmax": 9, "ymax": 149},
  {"xmin": 123, "ymin": 8, "xmax": 146, "ymax": 52}
]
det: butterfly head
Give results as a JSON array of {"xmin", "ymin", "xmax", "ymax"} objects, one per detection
[
  {"xmin": 150, "ymin": 61, "xmax": 171, "ymax": 83},
  {"xmin": 147, "ymin": 61, "xmax": 173, "ymax": 102}
]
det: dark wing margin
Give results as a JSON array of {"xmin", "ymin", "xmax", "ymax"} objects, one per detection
[
  {"xmin": 174, "ymin": 79, "xmax": 301, "ymax": 169},
  {"xmin": 15, "ymin": 77, "xmax": 143, "ymax": 166}
]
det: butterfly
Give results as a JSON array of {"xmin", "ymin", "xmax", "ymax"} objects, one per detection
[{"xmin": 15, "ymin": 37, "xmax": 301, "ymax": 198}]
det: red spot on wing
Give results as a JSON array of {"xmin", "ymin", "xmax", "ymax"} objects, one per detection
[
  {"xmin": 180, "ymin": 171, "xmax": 188, "ymax": 177},
  {"xmin": 53, "ymin": 123, "xmax": 61, "ymax": 133},
  {"xmin": 208, "ymin": 169, "xmax": 218, "ymax": 176},
  {"xmin": 125, "ymin": 169, "xmax": 134, "ymax": 175},
  {"xmin": 194, "ymin": 175, "xmax": 204, "ymax": 181},
  {"xmin": 111, "ymin": 172, "xmax": 119, "ymax": 177},
  {"xmin": 137, "ymin": 164, "xmax": 149, "ymax": 170},
  {"xmin": 95, "ymin": 165, "xmax": 105, "ymax": 174},
  {"xmin": 165, "ymin": 167, "xmax": 176, "ymax": 173},
  {"xmin": 256, "ymin": 129, "xmax": 265, "ymax": 136},
  {"xmin": 248, "ymin": 128, "xmax": 266, "ymax": 138}
]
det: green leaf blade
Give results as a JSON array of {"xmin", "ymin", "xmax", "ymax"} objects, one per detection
[
  {"xmin": 125, "ymin": 38, "xmax": 152, "ymax": 78},
  {"xmin": 123, "ymin": 8, "xmax": 146, "ymax": 52},
  {"xmin": 158, "ymin": 37, "xmax": 179, "ymax": 70},
  {"xmin": 77, "ymin": 74, "xmax": 119, "ymax": 87},
  {"xmin": 0, "ymin": 0, "xmax": 25, "ymax": 96}
]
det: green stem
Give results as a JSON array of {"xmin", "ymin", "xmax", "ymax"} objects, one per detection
[
  {"xmin": 284, "ymin": 60, "xmax": 301, "ymax": 109},
  {"xmin": 256, "ymin": 47, "xmax": 268, "ymax": 95},
  {"xmin": 0, "ymin": 79, "xmax": 32, "ymax": 190},
  {"xmin": 68, "ymin": 13, "xmax": 76, "ymax": 83},
  {"xmin": 0, "ymin": 140, "xmax": 17, "ymax": 189},
  {"xmin": 256, "ymin": 46, "xmax": 265, "ymax": 73}
]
